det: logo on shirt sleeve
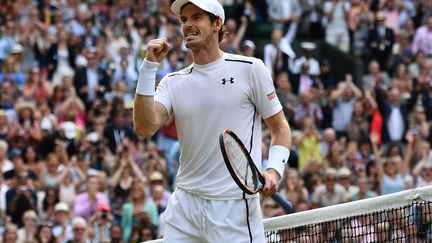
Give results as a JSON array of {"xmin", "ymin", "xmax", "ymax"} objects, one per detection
[{"xmin": 267, "ymin": 91, "xmax": 276, "ymax": 101}]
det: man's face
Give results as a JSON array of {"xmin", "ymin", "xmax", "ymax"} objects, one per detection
[{"xmin": 180, "ymin": 4, "xmax": 220, "ymax": 51}]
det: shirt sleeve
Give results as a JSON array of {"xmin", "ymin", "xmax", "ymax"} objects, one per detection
[
  {"xmin": 154, "ymin": 76, "xmax": 173, "ymax": 117},
  {"xmin": 250, "ymin": 59, "xmax": 283, "ymax": 119}
]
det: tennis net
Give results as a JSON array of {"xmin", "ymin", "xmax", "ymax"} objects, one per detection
[{"xmin": 146, "ymin": 186, "xmax": 432, "ymax": 242}]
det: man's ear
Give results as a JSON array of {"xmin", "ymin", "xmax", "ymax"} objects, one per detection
[{"xmin": 214, "ymin": 17, "xmax": 223, "ymax": 32}]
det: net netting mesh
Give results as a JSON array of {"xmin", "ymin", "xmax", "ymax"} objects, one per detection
[
  {"xmin": 264, "ymin": 201, "xmax": 432, "ymax": 242},
  {"xmin": 223, "ymin": 133, "xmax": 259, "ymax": 192}
]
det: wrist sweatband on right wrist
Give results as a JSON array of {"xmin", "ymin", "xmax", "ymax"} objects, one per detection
[
  {"xmin": 267, "ymin": 145, "xmax": 290, "ymax": 178},
  {"xmin": 135, "ymin": 59, "xmax": 159, "ymax": 96}
]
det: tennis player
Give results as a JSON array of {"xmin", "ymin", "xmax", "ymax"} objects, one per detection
[{"xmin": 133, "ymin": 0, "xmax": 292, "ymax": 242}]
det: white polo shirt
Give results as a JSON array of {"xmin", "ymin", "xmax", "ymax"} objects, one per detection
[{"xmin": 155, "ymin": 52, "xmax": 282, "ymax": 200}]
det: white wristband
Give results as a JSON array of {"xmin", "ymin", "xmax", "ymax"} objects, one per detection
[
  {"xmin": 267, "ymin": 145, "xmax": 290, "ymax": 178},
  {"xmin": 135, "ymin": 59, "xmax": 159, "ymax": 96}
]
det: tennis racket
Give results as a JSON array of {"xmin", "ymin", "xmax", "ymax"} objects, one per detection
[{"xmin": 219, "ymin": 129, "xmax": 293, "ymax": 213}]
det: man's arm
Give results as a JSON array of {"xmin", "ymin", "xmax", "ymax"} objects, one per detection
[
  {"xmin": 262, "ymin": 110, "xmax": 292, "ymax": 196},
  {"xmin": 133, "ymin": 38, "xmax": 170, "ymax": 137}
]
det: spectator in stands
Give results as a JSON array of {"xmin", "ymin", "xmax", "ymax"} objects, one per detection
[
  {"xmin": 263, "ymin": 28, "xmax": 296, "ymax": 78},
  {"xmin": 407, "ymin": 105, "xmax": 430, "ymax": 141},
  {"xmin": 0, "ymin": 140, "xmax": 13, "ymax": 173},
  {"xmin": 323, "ymin": 141, "xmax": 345, "ymax": 169},
  {"xmin": 73, "ymin": 175, "xmax": 109, "ymax": 221},
  {"xmin": 35, "ymin": 222, "xmax": 56, "ymax": 243},
  {"xmin": 323, "ymin": 0, "xmax": 350, "ymax": 53},
  {"xmin": 47, "ymin": 29, "xmax": 76, "ymax": 84},
  {"xmin": 240, "ymin": 39, "xmax": 256, "ymax": 57},
  {"xmin": 311, "ymin": 167, "xmax": 346, "ymax": 208},
  {"xmin": 219, "ymin": 17, "xmax": 248, "ymax": 54},
  {"xmin": 281, "ymin": 168, "xmax": 309, "ymax": 207},
  {"xmin": 52, "ymin": 202, "xmax": 73, "ymax": 242},
  {"xmin": 298, "ymin": 0, "xmax": 325, "ymax": 40},
  {"xmin": 103, "ymin": 110, "xmax": 136, "ymax": 153},
  {"xmin": 292, "ymin": 42, "xmax": 321, "ymax": 76},
  {"xmin": 347, "ymin": 99, "xmax": 373, "ymax": 143},
  {"xmin": 21, "ymin": 67, "xmax": 53, "ymax": 104},
  {"xmin": 412, "ymin": 16, "xmax": 432, "ymax": 63},
  {"xmin": 111, "ymin": 149, "xmax": 144, "ymax": 222},
  {"xmin": 337, "ymin": 166, "xmax": 358, "ymax": 200},
  {"xmin": 361, "ymin": 60, "xmax": 391, "ymax": 91},
  {"xmin": 298, "ymin": 117, "xmax": 322, "ymax": 172},
  {"xmin": 121, "ymin": 181, "xmax": 158, "ymax": 243},
  {"xmin": 291, "ymin": 61, "xmax": 321, "ymax": 97},
  {"xmin": 73, "ymin": 49, "xmax": 111, "ymax": 109},
  {"xmin": 371, "ymin": 133, "xmax": 414, "ymax": 195},
  {"xmin": 66, "ymin": 216, "xmax": 91, "ymax": 243},
  {"xmin": 349, "ymin": 175, "xmax": 377, "ymax": 201},
  {"xmin": 408, "ymin": 50, "xmax": 428, "ymax": 79},
  {"xmin": 412, "ymin": 141, "xmax": 432, "ymax": 188},
  {"xmin": 39, "ymin": 187, "xmax": 59, "ymax": 223},
  {"xmin": 2, "ymin": 223, "xmax": 18, "ymax": 243},
  {"xmin": 111, "ymin": 59, "xmax": 138, "ymax": 91},
  {"xmin": 294, "ymin": 92, "xmax": 323, "ymax": 128},
  {"xmin": 267, "ymin": 0, "xmax": 302, "ymax": 34},
  {"xmin": 16, "ymin": 209, "xmax": 37, "ymax": 243},
  {"xmin": 6, "ymin": 170, "xmax": 38, "ymax": 228},
  {"xmin": 329, "ymin": 74, "xmax": 363, "ymax": 139},
  {"xmin": 319, "ymin": 128, "xmax": 337, "ymax": 157},
  {"xmin": 367, "ymin": 11, "xmax": 395, "ymax": 70},
  {"xmin": 374, "ymin": 83, "xmax": 415, "ymax": 144},
  {"xmin": 275, "ymin": 71, "xmax": 298, "ymax": 126},
  {"xmin": 0, "ymin": 20, "xmax": 18, "ymax": 67},
  {"xmin": 391, "ymin": 63, "xmax": 413, "ymax": 100}
]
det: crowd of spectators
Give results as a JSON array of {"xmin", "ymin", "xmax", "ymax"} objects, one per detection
[{"xmin": 0, "ymin": 0, "xmax": 431, "ymax": 242}]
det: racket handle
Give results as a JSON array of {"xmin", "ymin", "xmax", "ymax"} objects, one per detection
[{"xmin": 271, "ymin": 193, "xmax": 293, "ymax": 214}]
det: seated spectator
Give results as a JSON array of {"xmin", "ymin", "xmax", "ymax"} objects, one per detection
[
  {"xmin": 292, "ymin": 42, "xmax": 320, "ymax": 76},
  {"xmin": 6, "ymin": 170, "xmax": 38, "ymax": 228},
  {"xmin": 391, "ymin": 63, "xmax": 413, "ymax": 100},
  {"xmin": 121, "ymin": 181, "xmax": 158, "ymax": 243},
  {"xmin": 298, "ymin": 117, "xmax": 322, "ymax": 172},
  {"xmin": 2, "ymin": 223, "xmax": 18, "ymax": 243},
  {"xmin": 349, "ymin": 176, "xmax": 377, "ymax": 201},
  {"xmin": 38, "ymin": 188, "xmax": 59, "ymax": 223},
  {"xmin": 0, "ymin": 56, "xmax": 26, "ymax": 88},
  {"xmin": 311, "ymin": 168, "xmax": 347, "ymax": 208},
  {"xmin": 73, "ymin": 175, "xmax": 109, "ymax": 221},
  {"xmin": 280, "ymin": 168, "xmax": 309, "ymax": 207},
  {"xmin": 35, "ymin": 222, "xmax": 56, "ymax": 243},
  {"xmin": 16, "ymin": 209, "xmax": 37, "ymax": 243},
  {"xmin": 52, "ymin": 202, "xmax": 73, "ymax": 241},
  {"xmin": 294, "ymin": 92, "xmax": 323, "ymax": 128},
  {"xmin": 65, "ymin": 216, "xmax": 91, "ymax": 243},
  {"xmin": 323, "ymin": 141, "xmax": 345, "ymax": 169},
  {"xmin": 361, "ymin": 60, "xmax": 391, "ymax": 91},
  {"xmin": 337, "ymin": 167, "xmax": 358, "ymax": 201}
]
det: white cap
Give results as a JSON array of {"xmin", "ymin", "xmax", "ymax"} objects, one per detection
[
  {"xmin": 62, "ymin": 121, "xmax": 76, "ymax": 140},
  {"xmin": 11, "ymin": 43, "xmax": 24, "ymax": 54},
  {"xmin": 301, "ymin": 42, "xmax": 316, "ymax": 50},
  {"xmin": 242, "ymin": 40, "xmax": 256, "ymax": 50},
  {"xmin": 171, "ymin": 0, "xmax": 225, "ymax": 23},
  {"xmin": 54, "ymin": 202, "xmax": 70, "ymax": 213}
]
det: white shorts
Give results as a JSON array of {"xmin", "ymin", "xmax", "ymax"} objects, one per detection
[{"xmin": 162, "ymin": 189, "xmax": 265, "ymax": 243}]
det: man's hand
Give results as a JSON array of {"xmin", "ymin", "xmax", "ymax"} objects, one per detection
[
  {"xmin": 146, "ymin": 38, "xmax": 170, "ymax": 63},
  {"xmin": 261, "ymin": 168, "xmax": 281, "ymax": 196}
]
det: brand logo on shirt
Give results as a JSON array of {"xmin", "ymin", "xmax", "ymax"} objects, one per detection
[
  {"xmin": 267, "ymin": 91, "xmax": 276, "ymax": 101},
  {"xmin": 222, "ymin": 77, "xmax": 234, "ymax": 85}
]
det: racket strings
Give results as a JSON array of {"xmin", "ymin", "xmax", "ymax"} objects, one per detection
[{"xmin": 223, "ymin": 134, "xmax": 259, "ymax": 192}]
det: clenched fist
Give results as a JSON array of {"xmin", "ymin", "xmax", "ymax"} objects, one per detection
[{"xmin": 146, "ymin": 37, "xmax": 170, "ymax": 63}]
